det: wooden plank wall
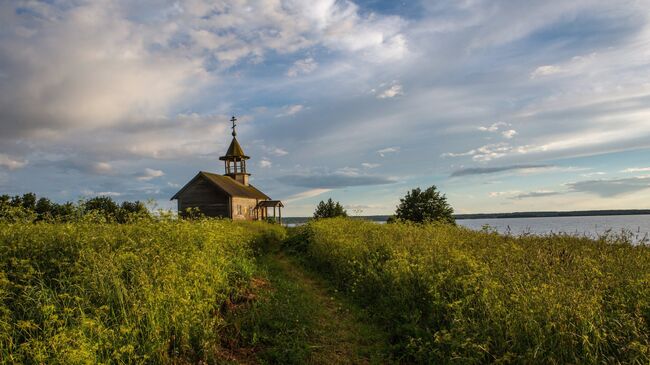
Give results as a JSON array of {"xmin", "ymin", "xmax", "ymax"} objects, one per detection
[{"xmin": 177, "ymin": 177, "xmax": 230, "ymax": 217}]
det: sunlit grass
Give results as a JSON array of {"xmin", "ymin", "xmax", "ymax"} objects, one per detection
[
  {"xmin": 0, "ymin": 218, "xmax": 284, "ymax": 363},
  {"xmin": 287, "ymin": 218, "xmax": 650, "ymax": 363}
]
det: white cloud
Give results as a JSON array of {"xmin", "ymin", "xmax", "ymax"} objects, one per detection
[
  {"xmin": 336, "ymin": 166, "xmax": 361, "ymax": 176},
  {"xmin": 376, "ymin": 83, "xmax": 403, "ymax": 99},
  {"xmin": 287, "ymin": 57, "xmax": 318, "ymax": 77},
  {"xmin": 489, "ymin": 191, "xmax": 521, "ymax": 198},
  {"xmin": 136, "ymin": 168, "xmax": 164, "ymax": 181},
  {"xmin": 0, "ymin": 154, "xmax": 27, "ymax": 170},
  {"xmin": 276, "ymin": 104, "xmax": 306, "ymax": 117},
  {"xmin": 377, "ymin": 146, "xmax": 400, "ymax": 157},
  {"xmin": 530, "ymin": 65, "xmax": 563, "ymax": 78},
  {"xmin": 81, "ymin": 189, "xmax": 122, "ymax": 197},
  {"xmin": 621, "ymin": 167, "xmax": 650, "ymax": 173},
  {"xmin": 362, "ymin": 162, "xmax": 380, "ymax": 169},
  {"xmin": 501, "ymin": 129, "xmax": 518, "ymax": 139},
  {"xmin": 259, "ymin": 159, "xmax": 272, "ymax": 168},
  {"xmin": 478, "ymin": 122, "xmax": 508, "ymax": 132},
  {"xmin": 262, "ymin": 146, "xmax": 289, "ymax": 156},
  {"xmin": 92, "ymin": 162, "xmax": 113, "ymax": 175},
  {"xmin": 284, "ymin": 188, "xmax": 332, "ymax": 203}
]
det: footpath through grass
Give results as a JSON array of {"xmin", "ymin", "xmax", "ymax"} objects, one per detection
[
  {"xmin": 286, "ymin": 218, "xmax": 650, "ymax": 364},
  {"xmin": 227, "ymin": 251, "xmax": 390, "ymax": 364}
]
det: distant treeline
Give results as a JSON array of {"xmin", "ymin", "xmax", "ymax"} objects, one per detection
[
  {"xmin": 0, "ymin": 193, "xmax": 149, "ymax": 222},
  {"xmin": 283, "ymin": 209, "xmax": 650, "ymax": 224}
]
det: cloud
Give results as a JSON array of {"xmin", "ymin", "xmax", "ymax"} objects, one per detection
[
  {"xmin": 93, "ymin": 162, "xmax": 114, "ymax": 175},
  {"xmin": 343, "ymin": 204, "xmax": 384, "ymax": 210},
  {"xmin": 478, "ymin": 122, "xmax": 508, "ymax": 132},
  {"xmin": 377, "ymin": 147, "xmax": 400, "ymax": 157},
  {"xmin": 512, "ymin": 190, "xmax": 562, "ymax": 199},
  {"xmin": 136, "ymin": 168, "xmax": 164, "ymax": 181},
  {"xmin": 566, "ymin": 176, "xmax": 650, "ymax": 197},
  {"xmin": 40, "ymin": 159, "xmax": 115, "ymax": 175},
  {"xmin": 451, "ymin": 164, "xmax": 551, "ymax": 177},
  {"xmin": 443, "ymin": 142, "xmax": 543, "ymax": 162},
  {"xmin": 278, "ymin": 172, "xmax": 396, "ymax": 189},
  {"xmin": 287, "ymin": 57, "xmax": 318, "ymax": 77},
  {"xmin": 501, "ymin": 129, "xmax": 518, "ymax": 139},
  {"xmin": 259, "ymin": 159, "xmax": 272, "ymax": 168},
  {"xmin": 276, "ymin": 104, "xmax": 306, "ymax": 117},
  {"xmin": 530, "ymin": 65, "xmax": 563, "ymax": 78},
  {"xmin": 0, "ymin": 0, "xmax": 406, "ymax": 158},
  {"xmin": 376, "ymin": 83, "xmax": 403, "ymax": 99},
  {"xmin": 283, "ymin": 188, "xmax": 332, "ymax": 203},
  {"xmin": 489, "ymin": 191, "xmax": 521, "ymax": 198},
  {"xmin": 477, "ymin": 122, "xmax": 517, "ymax": 139},
  {"xmin": 361, "ymin": 162, "xmax": 380, "ymax": 169},
  {"xmin": 621, "ymin": 167, "xmax": 650, "ymax": 173},
  {"xmin": 269, "ymin": 148, "xmax": 289, "ymax": 156},
  {"xmin": 81, "ymin": 189, "xmax": 122, "ymax": 197},
  {"xmin": 0, "ymin": 154, "xmax": 27, "ymax": 170}
]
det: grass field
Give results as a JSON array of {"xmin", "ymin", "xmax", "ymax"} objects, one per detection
[
  {"xmin": 0, "ymin": 218, "xmax": 284, "ymax": 363},
  {"xmin": 2, "ymin": 217, "xmax": 649, "ymax": 364},
  {"xmin": 285, "ymin": 218, "xmax": 650, "ymax": 364}
]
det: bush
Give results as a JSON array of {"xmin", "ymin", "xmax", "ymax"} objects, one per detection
[{"xmin": 293, "ymin": 218, "xmax": 650, "ymax": 363}]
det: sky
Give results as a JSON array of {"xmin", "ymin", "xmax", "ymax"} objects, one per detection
[{"xmin": 1, "ymin": 0, "xmax": 650, "ymax": 216}]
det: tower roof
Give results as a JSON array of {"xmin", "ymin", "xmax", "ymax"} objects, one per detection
[
  {"xmin": 219, "ymin": 137, "xmax": 249, "ymax": 160},
  {"xmin": 219, "ymin": 115, "xmax": 250, "ymax": 160}
]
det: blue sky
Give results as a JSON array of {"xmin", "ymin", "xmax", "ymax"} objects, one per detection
[{"xmin": 1, "ymin": 0, "xmax": 650, "ymax": 216}]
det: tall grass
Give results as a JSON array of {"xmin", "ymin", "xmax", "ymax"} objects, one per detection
[
  {"xmin": 0, "ymin": 218, "xmax": 284, "ymax": 363},
  {"xmin": 288, "ymin": 218, "xmax": 650, "ymax": 363}
]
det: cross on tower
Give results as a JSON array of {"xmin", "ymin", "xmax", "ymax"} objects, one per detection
[{"xmin": 230, "ymin": 116, "xmax": 237, "ymax": 136}]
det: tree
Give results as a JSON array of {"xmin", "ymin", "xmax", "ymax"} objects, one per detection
[
  {"xmin": 21, "ymin": 193, "xmax": 36, "ymax": 211},
  {"xmin": 35, "ymin": 197, "xmax": 53, "ymax": 220},
  {"xmin": 313, "ymin": 198, "xmax": 348, "ymax": 219},
  {"xmin": 84, "ymin": 196, "xmax": 119, "ymax": 217},
  {"xmin": 117, "ymin": 201, "xmax": 149, "ymax": 222},
  {"xmin": 395, "ymin": 185, "xmax": 455, "ymax": 224}
]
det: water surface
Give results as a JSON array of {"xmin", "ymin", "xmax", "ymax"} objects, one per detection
[{"xmin": 457, "ymin": 214, "xmax": 650, "ymax": 244}]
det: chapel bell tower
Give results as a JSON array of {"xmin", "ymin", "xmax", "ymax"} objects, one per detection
[{"xmin": 219, "ymin": 116, "xmax": 250, "ymax": 186}]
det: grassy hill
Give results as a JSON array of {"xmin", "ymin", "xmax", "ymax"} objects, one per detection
[{"xmin": 2, "ymin": 217, "xmax": 648, "ymax": 363}]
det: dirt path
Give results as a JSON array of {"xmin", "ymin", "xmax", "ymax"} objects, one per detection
[{"xmin": 242, "ymin": 252, "xmax": 390, "ymax": 364}]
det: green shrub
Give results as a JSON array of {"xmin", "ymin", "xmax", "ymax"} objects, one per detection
[
  {"xmin": 294, "ymin": 218, "xmax": 650, "ymax": 363},
  {"xmin": 0, "ymin": 219, "xmax": 282, "ymax": 363}
]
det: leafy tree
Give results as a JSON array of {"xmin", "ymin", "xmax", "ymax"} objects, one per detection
[
  {"xmin": 35, "ymin": 197, "xmax": 53, "ymax": 220},
  {"xmin": 84, "ymin": 196, "xmax": 119, "ymax": 217},
  {"xmin": 120, "ymin": 201, "xmax": 142, "ymax": 212},
  {"xmin": 117, "ymin": 201, "xmax": 149, "ymax": 222},
  {"xmin": 10, "ymin": 195, "xmax": 22, "ymax": 207},
  {"xmin": 52, "ymin": 202, "xmax": 76, "ymax": 220},
  {"xmin": 395, "ymin": 185, "xmax": 455, "ymax": 224},
  {"xmin": 313, "ymin": 198, "xmax": 348, "ymax": 219},
  {"xmin": 21, "ymin": 193, "xmax": 37, "ymax": 211}
]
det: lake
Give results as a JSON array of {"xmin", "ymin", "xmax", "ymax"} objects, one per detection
[{"xmin": 457, "ymin": 214, "xmax": 650, "ymax": 244}]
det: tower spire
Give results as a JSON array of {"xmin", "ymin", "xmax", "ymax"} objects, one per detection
[
  {"xmin": 220, "ymin": 115, "xmax": 250, "ymax": 185},
  {"xmin": 231, "ymin": 116, "xmax": 237, "ymax": 137}
]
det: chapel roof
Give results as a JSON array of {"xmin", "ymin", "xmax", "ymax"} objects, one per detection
[{"xmin": 171, "ymin": 171, "xmax": 269, "ymax": 200}]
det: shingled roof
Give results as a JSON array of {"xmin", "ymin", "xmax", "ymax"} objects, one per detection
[{"xmin": 171, "ymin": 171, "xmax": 269, "ymax": 200}]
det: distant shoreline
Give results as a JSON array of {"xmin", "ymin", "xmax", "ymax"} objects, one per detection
[{"xmin": 282, "ymin": 210, "xmax": 650, "ymax": 224}]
